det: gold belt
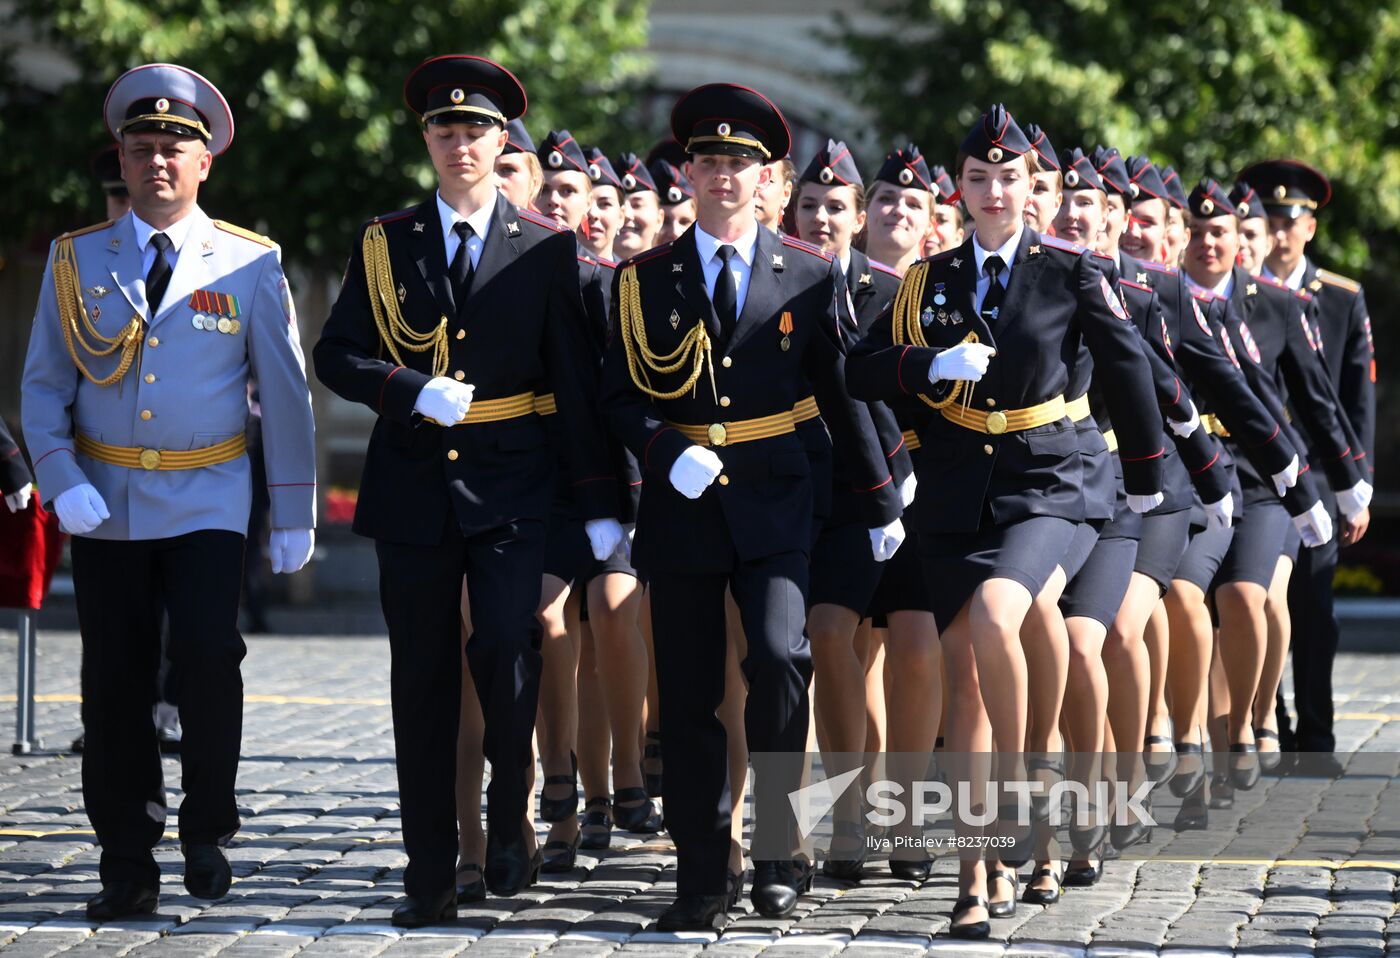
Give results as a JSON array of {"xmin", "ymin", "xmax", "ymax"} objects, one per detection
[
  {"xmin": 792, "ymin": 395, "xmax": 821, "ymax": 423},
  {"xmin": 1203, "ymin": 413, "xmax": 1231, "ymax": 438},
  {"xmin": 76, "ymin": 432, "xmax": 246, "ymax": 471},
  {"xmin": 534, "ymin": 392, "xmax": 558, "ymax": 416},
  {"xmin": 902, "ymin": 429, "xmax": 921, "ymax": 451},
  {"xmin": 1103, "ymin": 429, "xmax": 1118, "ymax": 453},
  {"xmin": 1065, "ymin": 393, "xmax": 1091, "ymax": 423},
  {"xmin": 940, "ymin": 394, "xmax": 1067, "ymax": 435},
  {"xmin": 430, "ymin": 391, "xmax": 538, "ymax": 426},
  {"xmin": 667, "ymin": 409, "xmax": 797, "ymax": 447}
]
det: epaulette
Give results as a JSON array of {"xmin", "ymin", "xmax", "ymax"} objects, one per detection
[
  {"xmin": 371, "ymin": 207, "xmax": 416, "ymax": 225},
  {"xmin": 780, "ymin": 234, "xmax": 833, "ymax": 261},
  {"xmin": 59, "ymin": 220, "xmax": 114, "ymax": 241},
  {"xmin": 1119, "ymin": 279, "xmax": 1152, "ymax": 293},
  {"xmin": 598, "ymin": 256, "xmax": 618, "ymax": 269},
  {"xmin": 928, "ymin": 247, "xmax": 961, "ymax": 263},
  {"xmin": 1039, "ymin": 234, "xmax": 1085, "ymax": 254},
  {"xmin": 1136, "ymin": 259, "xmax": 1179, "ymax": 275},
  {"xmin": 577, "ymin": 253, "xmax": 596, "ymax": 266},
  {"xmin": 213, "ymin": 219, "xmax": 275, "ymax": 247},
  {"xmin": 1255, "ymin": 273, "xmax": 1288, "ymax": 291},
  {"xmin": 1316, "ymin": 268, "xmax": 1361, "ymax": 294},
  {"xmin": 516, "ymin": 208, "xmax": 567, "ymax": 233},
  {"xmin": 1292, "ymin": 288, "xmax": 1313, "ymax": 302},
  {"xmin": 867, "ymin": 258, "xmax": 901, "ymax": 278},
  {"xmin": 621, "ymin": 242, "xmax": 673, "ymax": 268}
]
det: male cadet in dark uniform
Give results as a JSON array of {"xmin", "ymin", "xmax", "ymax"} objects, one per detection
[
  {"xmin": 602, "ymin": 84, "xmax": 904, "ymax": 930},
  {"xmin": 23, "ymin": 63, "xmax": 317, "ymax": 920},
  {"xmin": 1240, "ymin": 160, "xmax": 1376, "ymax": 766},
  {"xmin": 313, "ymin": 56, "xmax": 623, "ymax": 925}
]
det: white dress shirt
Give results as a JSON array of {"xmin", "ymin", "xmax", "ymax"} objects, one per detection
[
  {"xmin": 1264, "ymin": 258, "xmax": 1308, "ymax": 292},
  {"xmin": 694, "ymin": 221, "xmax": 759, "ymax": 318},
  {"xmin": 131, "ymin": 208, "xmax": 198, "ymax": 281},
  {"xmin": 437, "ymin": 191, "xmax": 492, "ymax": 271},
  {"xmin": 971, "ymin": 225, "xmax": 1024, "ymax": 314},
  {"xmin": 1185, "ymin": 270, "xmax": 1234, "ymax": 299}
]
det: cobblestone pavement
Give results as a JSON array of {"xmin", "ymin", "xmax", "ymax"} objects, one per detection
[{"xmin": 2, "ymin": 629, "xmax": 1398, "ymax": 957}]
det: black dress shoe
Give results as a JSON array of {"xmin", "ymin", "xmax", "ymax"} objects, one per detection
[
  {"xmin": 1069, "ymin": 805, "xmax": 1107, "ymax": 858},
  {"xmin": 1254, "ymin": 727, "xmax": 1281, "ymax": 772},
  {"xmin": 539, "ymin": 752, "xmax": 579, "ymax": 823},
  {"xmin": 86, "ymin": 882, "xmax": 158, "ymax": 921},
  {"xmin": 1174, "ymin": 791, "xmax": 1209, "ymax": 830},
  {"xmin": 1229, "ymin": 742, "xmax": 1260, "ymax": 790},
  {"xmin": 888, "ymin": 857, "xmax": 933, "ymax": 881},
  {"xmin": 726, "ymin": 868, "xmax": 745, "ymax": 910},
  {"xmin": 484, "ymin": 834, "xmax": 542, "ymax": 896},
  {"xmin": 987, "ymin": 867, "xmax": 1018, "ymax": 918},
  {"xmin": 948, "ymin": 895, "xmax": 990, "ymax": 939},
  {"xmin": 541, "ymin": 833, "xmax": 580, "ymax": 874},
  {"xmin": 1021, "ymin": 864, "xmax": 1063, "ymax": 906},
  {"xmin": 1208, "ymin": 772, "xmax": 1235, "ymax": 810},
  {"xmin": 642, "ymin": 730, "xmax": 664, "ymax": 799},
  {"xmin": 579, "ymin": 795, "xmax": 612, "ymax": 851},
  {"xmin": 654, "ymin": 893, "xmax": 728, "ymax": 932},
  {"xmin": 183, "ymin": 843, "xmax": 232, "ymax": 900},
  {"xmin": 1169, "ymin": 741, "xmax": 1205, "ymax": 798},
  {"xmin": 612, "ymin": 787, "xmax": 664, "ymax": 834},
  {"xmin": 71, "ymin": 733, "xmax": 85, "ymax": 753},
  {"xmin": 391, "ymin": 889, "xmax": 456, "ymax": 928},
  {"xmin": 1062, "ymin": 846, "xmax": 1104, "ymax": 886},
  {"xmin": 820, "ymin": 822, "xmax": 867, "ymax": 881},
  {"xmin": 751, "ymin": 859, "xmax": 814, "ymax": 918},
  {"xmin": 1144, "ymin": 733, "xmax": 1178, "ymax": 784},
  {"xmin": 455, "ymin": 864, "xmax": 485, "ymax": 903}
]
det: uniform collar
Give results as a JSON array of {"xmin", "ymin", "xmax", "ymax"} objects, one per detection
[
  {"xmin": 693, "ymin": 220, "xmax": 758, "ymax": 267},
  {"xmin": 1186, "ymin": 270, "xmax": 1234, "ymax": 298},
  {"xmin": 971, "ymin": 224, "xmax": 1024, "ymax": 276},
  {"xmin": 436, "ymin": 190, "xmax": 495, "ymax": 248},
  {"xmin": 1264, "ymin": 258, "xmax": 1308, "ymax": 291},
  {"xmin": 130, "ymin": 206, "xmax": 199, "ymax": 254}
]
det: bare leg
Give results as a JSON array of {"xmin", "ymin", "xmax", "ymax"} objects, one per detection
[
  {"xmin": 1058, "ymin": 615, "xmax": 1107, "ymax": 878},
  {"xmin": 941, "ymin": 600, "xmax": 992, "ymax": 929},
  {"xmin": 1104, "ymin": 573, "xmax": 1158, "ymax": 788},
  {"xmin": 537, "ymin": 579, "xmax": 580, "ymax": 847},
  {"xmin": 1144, "ymin": 600, "xmax": 1173, "ymax": 747},
  {"xmin": 1215, "ymin": 581, "xmax": 1268, "ymax": 747},
  {"xmin": 587, "ymin": 572, "xmax": 652, "ymax": 819},
  {"xmin": 1254, "ymin": 557, "xmax": 1294, "ymax": 754}
]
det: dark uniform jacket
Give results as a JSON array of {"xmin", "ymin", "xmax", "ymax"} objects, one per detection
[
  {"xmin": 0, "ymin": 417, "xmax": 32, "ymax": 497},
  {"xmin": 314, "ymin": 193, "xmax": 617, "ymax": 544},
  {"xmin": 1298, "ymin": 260, "xmax": 1375, "ymax": 478},
  {"xmin": 848, "ymin": 230, "xmax": 1164, "ymax": 535},
  {"xmin": 601, "ymin": 225, "xmax": 902, "ymax": 574}
]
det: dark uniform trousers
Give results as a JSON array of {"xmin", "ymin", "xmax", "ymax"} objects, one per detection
[
  {"xmin": 71, "ymin": 530, "xmax": 246, "ymax": 887},
  {"xmin": 649, "ymin": 540, "xmax": 812, "ymax": 896},
  {"xmin": 376, "ymin": 514, "xmax": 545, "ymax": 898},
  {"xmin": 1281, "ymin": 491, "xmax": 1341, "ymax": 753}
]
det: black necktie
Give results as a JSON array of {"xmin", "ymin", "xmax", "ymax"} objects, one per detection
[
  {"xmin": 449, "ymin": 221, "xmax": 475, "ymax": 309},
  {"xmin": 981, "ymin": 254, "xmax": 1006, "ymax": 323},
  {"xmin": 713, "ymin": 244, "xmax": 738, "ymax": 338},
  {"xmin": 146, "ymin": 232, "xmax": 173, "ymax": 317}
]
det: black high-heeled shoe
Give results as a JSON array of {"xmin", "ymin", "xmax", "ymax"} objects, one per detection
[
  {"xmin": 1144, "ymin": 724, "xmax": 1178, "ymax": 784},
  {"xmin": 1173, "ymin": 786, "xmax": 1209, "ymax": 830},
  {"xmin": 1254, "ymin": 727, "xmax": 1282, "ymax": 772},
  {"xmin": 1062, "ymin": 843, "xmax": 1105, "ymax": 886},
  {"xmin": 642, "ymin": 730, "xmax": 663, "ymax": 798},
  {"xmin": 1169, "ymin": 740, "xmax": 1205, "ymax": 798},
  {"xmin": 988, "ymin": 867, "xmax": 1018, "ymax": 918},
  {"xmin": 948, "ymin": 895, "xmax": 990, "ymax": 939},
  {"xmin": 1229, "ymin": 742, "xmax": 1260, "ymax": 790},
  {"xmin": 1022, "ymin": 864, "xmax": 1064, "ymax": 905},
  {"xmin": 1208, "ymin": 772, "xmax": 1235, "ymax": 809},
  {"xmin": 541, "ymin": 832, "xmax": 580, "ymax": 874},
  {"xmin": 539, "ymin": 751, "xmax": 579, "ymax": 823},
  {"xmin": 454, "ymin": 863, "xmax": 486, "ymax": 903},
  {"xmin": 579, "ymin": 795, "xmax": 612, "ymax": 850},
  {"xmin": 612, "ymin": 787, "xmax": 664, "ymax": 834}
]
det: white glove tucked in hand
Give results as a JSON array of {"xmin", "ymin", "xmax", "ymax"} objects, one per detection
[
  {"xmin": 668, "ymin": 445, "xmax": 724, "ymax": 499},
  {"xmin": 4, "ymin": 483, "xmax": 33, "ymax": 514},
  {"xmin": 1292, "ymin": 500, "xmax": 1333, "ymax": 549},
  {"xmin": 585, "ymin": 518, "xmax": 626, "ymax": 562},
  {"xmin": 1127, "ymin": 492, "xmax": 1165, "ymax": 515},
  {"xmin": 1203, "ymin": 491, "xmax": 1234, "ymax": 531},
  {"xmin": 899, "ymin": 472, "xmax": 918, "ymax": 508},
  {"xmin": 54, "ymin": 482, "xmax": 109, "ymax": 534},
  {"xmin": 269, "ymin": 528, "xmax": 315, "ymax": 574},
  {"xmin": 414, "ymin": 377, "xmax": 475, "ymax": 425},
  {"xmin": 1336, "ymin": 479, "xmax": 1374, "ymax": 522},
  {"xmin": 928, "ymin": 342, "xmax": 996, "ymax": 384},
  {"xmin": 869, "ymin": 517, "xmax": 906, "ymax": 562},
  {"xmin": 1271, "ymin": 454, "xmax": 1300, "ymax": 498},
  {"xmin": 1167, "ymin": 401, "xmax": 1200, "ymax": 439}
]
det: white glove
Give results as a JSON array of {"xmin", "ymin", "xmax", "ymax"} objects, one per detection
[
  {"xmin": 1167, "ymin": 401, "xmax": 1200, "ymax": 439},
  {"xmin": 585, "ymin": 518, "xmax": 626, "ymax": 562},
  {"xmin": 1336, "ymin": 479, "xmax": 1373, "ymax": 521},
  {"xmin": 54, "ymin": 482, "xmax": 109, "ymax": 534},
  {"xmin": 1127, "ymin": 492, "xmax": 1165, "ymax": 515},
  {"xmin": 899, "ymin": 472, "xmax": 918, "ymax": 508},
  {"xmin": 1271, "ymin": 454, "xmax": 1300, "ymax": 498},
  {"xmin": 1292, "ymin": 501, "xmax": 1334, "ymax": 549},
  {"xmin": 4, "ymin": 483, "xmax": 33, "ymax": 514},
  {"xmin": 414, "ymin": 377, "xmax": 475, "ymax": 425},
  {"xmin": 870, "ymin": 517, "xmax": 906, "ymax": 562},
  {"xmin": 668, "ymin": 445, "xmax": 724, "ymax": 499},
  {"xmin": 1203, "ymin": 492, "xmax": 1233, "ymax": 530},
  {"xmin": 928, "ymin": 342, "xmax": 996, "ymax": 384},
  {"xmin": 269, "ymin": 527, "xmax": 315, "ymax": 574}
]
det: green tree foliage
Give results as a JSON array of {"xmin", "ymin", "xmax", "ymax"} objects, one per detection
[{"xmin": 0, "ymin": 0, "xmax": 650, "ymax": 265}]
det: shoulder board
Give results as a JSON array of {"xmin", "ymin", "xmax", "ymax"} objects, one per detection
[
  {"xmin": 213, "ymin": 219, "xmax": 275, "ymax": 247},
  {"xmin": 621, "ymin": 242, "xmax": 674, "ymax": 268},
  {"xmin": 371, "ymin": 207, "xmax": 417, "ymax": 225},
  {"xmin": 1039, "ymin": 234, "xmax": 1085, "ymax": 254},
  {"xmin": 867, "ymin": 258, "xmax": 901, "ymax": 278},
  {"xmin": 1136, "ymin": 259, "xmax": 1178, "ymax": 275},
  {"xmin": 598, "ymin": 256, "xmax": 618, "ymax": 269},
  {"xmin": 1091, "ymin": 249, "xmax": 1115, "ymax": 263},
  {"xmin": 516, "ymin": 208, "xmax": 568, "ymax": 233},
  {"xmin": 577, "ymin": 253, "xmax": 596, "ymax": 266},
  {"xmin": 1315, "ymin": 268, "xmax": 1361, "ymax": 294},
  {"xmin": 1292, "ymin": 288, "xmax": 1313, "ymax": 302},
  {"xmin": 59, "ymin": 219, "xmax": 115, "ymax": 241},
  {"xmin": 928, "ymin": 248, "xmax": 960, "ymax": 263},
  {"xmin": 1119, "ymin": 279, "xmax": 1152, "ymax": 293},
  {"xmin": 780, "ymin": 235, "xmax": 833, "ymax": 261},
  {"xmin": 1255, "ymin": 273, "xmax": 1288, "ymax": 291},
  {"xmin": 1190, "ymin": 288, "xmax": 1215, "ymax": 302}
]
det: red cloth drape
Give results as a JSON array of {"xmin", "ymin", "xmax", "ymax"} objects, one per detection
[{"xmin": 0, "ymin": 497, "xmax": 64, "ymax": 610}]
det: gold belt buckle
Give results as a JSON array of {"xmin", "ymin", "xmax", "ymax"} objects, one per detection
[
  {"xmin": 139, "ymin": 448, "xmax": 162, "ymax": 470},
  {"xmin": 707, "ymin": 423, "xmax": 728, "ymax": 446},
  {"xmin": 985, "ymin": 410, "xmax": 1008, "ymax": 435}
]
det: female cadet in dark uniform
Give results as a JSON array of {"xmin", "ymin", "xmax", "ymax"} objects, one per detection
[
  {"xmin": 848, "ymin": 105, "xmax": 1166, "ymax": 938},
  {"xmin": 614, "ymin": 154, "xmax": 664, "ymax": 260},
  {"xmin": 926, "ymin": 164, "xmax": 965, "ymax": 256},
  {"xmin": 650, "ymin": 156, "xmax": 697, "ymax": 246}
]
